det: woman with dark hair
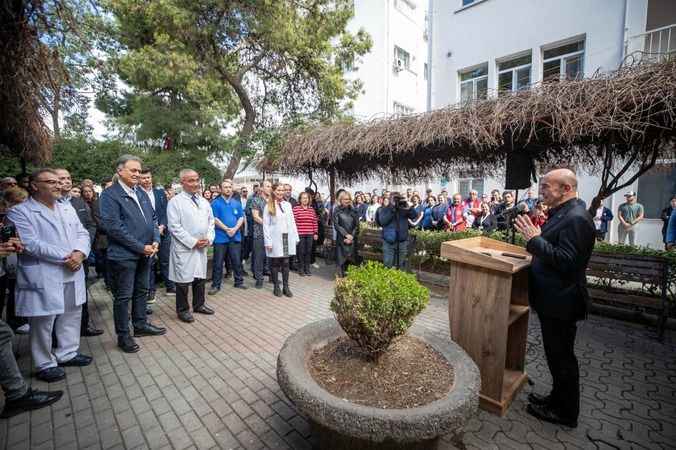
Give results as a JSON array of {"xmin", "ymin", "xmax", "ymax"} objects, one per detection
[
  {"xmin": 472, "ymin": 201, "xmax": 497, "ymax": 232},
  {"xmin": 333, "ymin": 191, "xmax": 360, "ymax": 277},
  {"xmin": 293, "ymin": 192, "xmax": 318, "ymax": 276},
  {"xmin": 408, "ymin": 193, "xmax": 424, "ymax": 229},
  {"xmin": 202, "ymin": 190, "xmax": 213, "ymax": 202},
  {"xmin": 421, "ymin": 195, "xmax": 437, "ymax": 230},
  {"xmin": 661, "ymin": 195, "xmax": 676, "ymax": 248},
  {"xmin": 263, "ymin": 183, "xmax": 299, "ymax": 297}
]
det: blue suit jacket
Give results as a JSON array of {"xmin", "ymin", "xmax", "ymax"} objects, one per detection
[
  {"xmin": 151, "ymin": 187, "xmax": 169, "ymax": 227},
  {"xmin": 100, "ymin": 182, "xmax": 160, "ymax": 261}
]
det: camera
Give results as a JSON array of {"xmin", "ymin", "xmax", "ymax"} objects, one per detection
[
  {"xmin": 391, "ymin": 194, "xmax": 409, "ymax": 210},
  {"xmin": 0, "ymin": 224, "xmax": 16, "ymax": 243}
]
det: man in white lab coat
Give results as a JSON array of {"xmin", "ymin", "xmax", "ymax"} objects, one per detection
[
  {"xmin": 7, "ymin": 168, "xmax": 93, "ymax": 382},
  {"xmin": 167, "ymin": 169, "xmax": 215, "ymax": 323}
]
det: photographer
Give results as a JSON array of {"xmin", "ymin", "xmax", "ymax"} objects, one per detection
[{"xmin": 375, "ymin": 192, "xmax": 417, "ymax": 270}]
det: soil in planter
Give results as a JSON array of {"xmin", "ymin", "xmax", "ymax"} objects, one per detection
[{"xmin": 308, "ymin": 336, "xmax": 454, "ymax": 409}]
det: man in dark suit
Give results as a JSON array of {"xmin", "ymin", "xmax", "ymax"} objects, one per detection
[
  {"xmin": 139, "ymin": 168, "xmax": 175, "ymax": 299},
  {"xmin": 54, "ymin": 168, "xmax": 103, "ymax": 337},
  {"xmin": 100, "ymin": 155, "xmax": 166, "ymax": 353},
  {"xmin": 515, "ymin": 168, "xmax": 595, "ymax": 428}
]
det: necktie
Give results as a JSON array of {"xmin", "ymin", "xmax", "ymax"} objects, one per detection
[{"xmin": 191, "ymin": 194, "xmax": 199, "ymax": 207}]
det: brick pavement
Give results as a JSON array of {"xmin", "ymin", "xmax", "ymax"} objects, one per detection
[{"xmin": 0, "ymin": 262, "xmax": 674, "ymax": 450}]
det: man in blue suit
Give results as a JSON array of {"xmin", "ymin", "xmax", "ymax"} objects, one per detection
[
  {"xmin": 100, "ymin": 155, "xmax": 166, "ymax": 354},
  {"xmin": 139, "ymin": 168, "xmax": 175, "ymax": 300}
]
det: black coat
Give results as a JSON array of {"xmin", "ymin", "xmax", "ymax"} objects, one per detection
[
  {"xmin": 69, "ymin": 196, "xmax": 97, "ymax": 245},
  {"xmin": 526, "ymin": 198, "xmax": 595, "ymax": 322},
  {"xmin": 471, "ymin": 213, "xmax": 497, "ymax": 232},
  {"xmin": 333, "ymin": 206, "xmax": 359, "ymax": 266}
]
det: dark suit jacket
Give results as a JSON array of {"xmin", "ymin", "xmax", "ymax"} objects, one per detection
[
  {"xmin": 150, "ymin": 187, "xmax": 169, "ymax": 227},
  {"xmin": 99, "ymin": 182, "xmax": 160, "ymax": 261},
  {"xmin": 69, "ymin": 196, "xmax": 97, "ymax": 245},
  {"xmin": 526, "ymin": 198, "xmax": 595, "ymax": 322}
]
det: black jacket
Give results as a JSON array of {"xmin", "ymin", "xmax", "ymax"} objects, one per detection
[
  {"xmin": 472, "ymin": 213, "xmax": 497, "ymax": 232},
  {"xmin": 526, "ymin": 198, "xmax": 595, "ymax": 321},
  {"xmin": 333, "ymin": 205, "xmax": 359, "ymax": 265},
  {"xmin": 69, "ymin": 196, "xmax": 97, "ymax": 245},
  {"xmin": 375, "ymin": 205, "xmax": 417, "ymax": 243}
]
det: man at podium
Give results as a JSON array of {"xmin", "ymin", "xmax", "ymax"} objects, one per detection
[{"xmin": 514, "ymin": 169, "xmax": 595, "ymax": 428}]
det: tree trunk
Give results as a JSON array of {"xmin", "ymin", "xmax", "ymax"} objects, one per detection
[
  {"xmin": 51, "ymin": 88, "xmax": 61, "ymax": 141},
  {"xmin": 223, "ymin": 75, "xmax": 255, "ymax": 180}
]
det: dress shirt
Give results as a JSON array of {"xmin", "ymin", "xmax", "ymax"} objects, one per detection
[{"xmin": 118, "ymin": 180, "xmax": 146, "ymax": 221}]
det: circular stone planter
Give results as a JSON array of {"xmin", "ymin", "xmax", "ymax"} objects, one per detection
[{"xmin": 277, "ymin": 319, "xmax": 481, "ymax": 450}]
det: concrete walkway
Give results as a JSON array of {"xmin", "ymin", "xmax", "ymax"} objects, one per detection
[{"xmin": 1, "ymin": 263, "xmax": 674, "ymax": 449}]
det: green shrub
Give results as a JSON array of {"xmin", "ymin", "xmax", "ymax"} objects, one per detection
[{"xmin": 331, "ymin": 261, "xmax": 429, "ymax": 359}]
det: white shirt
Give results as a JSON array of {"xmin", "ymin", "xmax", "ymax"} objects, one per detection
[
  {"xmin": 118, "ymin": 180, "xmax": 146, "ymax": 221},
  {"xmin": 142, "ymin": 186, "xmax": 156, "ymax": 211}
]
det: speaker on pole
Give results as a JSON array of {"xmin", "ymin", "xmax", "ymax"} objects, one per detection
[{"xmin": 505, "ymin": 150, "xmax": 537, "ymax": 190}]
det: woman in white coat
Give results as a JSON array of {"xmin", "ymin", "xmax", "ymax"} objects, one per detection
[{"xmin": 263, "ymin": 183, "xmax": 299, "ymax": 297}]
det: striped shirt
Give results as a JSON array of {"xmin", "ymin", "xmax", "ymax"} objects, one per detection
[{"xmin": 292, "ymin": 205, "xmax": 318, "ymax": 236}]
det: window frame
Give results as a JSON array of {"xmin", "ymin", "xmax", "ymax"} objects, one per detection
[
  {"xmin": 393, "ymin": 101, "xmax": 415, "ymax": 116},
  {"xmin": 459, "ymin": 64, "xmax": 488, "ymax": 103},
  {"xmin": 542, "ymin": 40, "xmax": 585, "ymax": 81},
  {"xmin": 497, "ymin": 54, "xmax": 532, "ymax": 96}
]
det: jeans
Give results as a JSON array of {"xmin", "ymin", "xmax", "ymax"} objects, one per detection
[
  {"xmin": 0, "ymin": 319, "xmax": 26, "ymax": 401},
  {"xmin": 296, "ymin": 235, "xmax": 314, "ymax": 273},
  {"xmin": 253, "ymin": 237, "xmax": 267, "ymax": 282},
  {"xmin": 109, "ymin": 258, "xmax": 150, "ymax": 338},
  {"xmin": 618, "ymin": 224, "xmax": 637, "ymax": 245},
  {"xmin": 382, "ymin": 240, "xmax": 408, "ymax": 270},
  {"xmin": 159, "ymin": 233, "xmax": 175, "ymax": 290},
  {"xmin": 95, "ymin": 248, "xmax": 112, "ymax": 289},
  {"xmin": 212, "ymin": 242, "xmax": 244, "ymax": 288}
]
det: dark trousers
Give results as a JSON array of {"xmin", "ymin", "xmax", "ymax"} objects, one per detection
[
  {"xmin": 296, "ymin": 235, "xmax": 314, "ymax": 273},
  {"xmin": 540, "ymin": 317, "xmax": 580, "ymax": 421},
  {"xmin": 175, "ymin": 278, "xmax": 206, "ymax": 313},
  {"xmin": 95, "ymin": 248, "xmax": 112, "ymax": 289},
  {"xmin": 81, "ymin": 261, "xmax": 93, "ymax": 330},
  {"xmin": 159, "ymin": 234, "xmax": 174, "ymax": 290},
  {"xmin": 242, "ymin": 235, "xmax": 253, "ymax": 263},
  {"xmin": 0, "ymin": 319, "xmax": 26, "ymax": 400},
  {"xmin": 212, "ymin": 242, "xmax": 243, "ymax": 288},
  {"xmin": 109, "ymin": 258, "xmax": 150, "ymax": 338},
  {"xmin": 270, "ymin": 257, "xmax": 290, "ymax": 288},
  {"xmin": 0, "ymin": 275, "xmax": 25, "ymax": 330},
  {"xmin": 253, "ymin": 238, "xmax": 267, "ymax": 281}
]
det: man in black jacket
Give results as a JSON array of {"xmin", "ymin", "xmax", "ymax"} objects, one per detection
[
  {"xmin": 55, "ymin": 169, "xmax": 103, "ymax": 337},
  {"xmin": 515, "ymin": 169, "xmax": 595, "ymax": 428},
  {"xmin": 376, "ymin": 192, "xmax": 417, "ymax": 270}
]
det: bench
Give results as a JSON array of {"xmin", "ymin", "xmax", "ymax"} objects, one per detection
[
  {"xmin": 357, "ymin": 227, "xmax": 417, "ymax": 267},
  {"xmin": 586, "ymin": 253, "xmax": 670, "ymax": 341}
]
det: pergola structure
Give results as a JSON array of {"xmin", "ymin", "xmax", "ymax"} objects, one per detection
[{"xmin": 263, "ymin": 59, "xmax": 676, "ymax": 211}]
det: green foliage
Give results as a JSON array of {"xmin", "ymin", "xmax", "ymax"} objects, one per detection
[{"xmin": 331, "ymin": 261, "xmax": 429, "ymax": 359}]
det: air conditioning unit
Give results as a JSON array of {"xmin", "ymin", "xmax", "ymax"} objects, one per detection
[{"xmin": 393, "ymin": 58, "xmax": 404, "ymax": 72}]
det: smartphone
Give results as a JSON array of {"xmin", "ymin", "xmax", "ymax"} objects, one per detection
[{"xmin": 0, "ymin": 224, "xmax": 16, "ymax": 243}]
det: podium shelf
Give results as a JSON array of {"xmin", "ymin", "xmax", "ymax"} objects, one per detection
[{"xmin": 508, "ymin": 305, "xmax": 529, "ymax": 326}]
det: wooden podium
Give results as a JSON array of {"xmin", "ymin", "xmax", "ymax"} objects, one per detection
[{"xmin": 440, "ymin": 237, "xmax": 532, "ymax": 416}]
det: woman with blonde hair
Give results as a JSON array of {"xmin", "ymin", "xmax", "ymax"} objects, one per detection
[
  {"xmin": 332, "ymin": 190, "xmax": 360, "ymax": 277},
  {"xmin": 263, "ymin": 183, "xmax": 299, "ymax": 297}
]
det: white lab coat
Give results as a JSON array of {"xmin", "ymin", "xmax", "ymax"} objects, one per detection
[
  {"xmin": 7, "ymin": 198, "xmax": 90, "ymax": 317},
  {"xmin": 167, "ymin": 191, "xmax": 215, "ymax": 283},
  {"xmin": 263, "ymin": 201, "xmax": 299, "ymax": 257}
]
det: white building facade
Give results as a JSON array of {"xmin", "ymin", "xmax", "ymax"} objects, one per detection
[{"xmin": 428, "ymin": 0, "xmax": 676, "ymax": 248}]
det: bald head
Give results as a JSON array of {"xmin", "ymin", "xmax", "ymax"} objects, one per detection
[
  {"xmin": 540, "ymin": 168, "xmax": 578, "ymax": 208},
  {"xmin": 179, "ymin": 169, "xmax": 200, "ymax": 194}
]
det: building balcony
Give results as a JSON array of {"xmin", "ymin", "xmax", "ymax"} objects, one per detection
[{"xmin": 625, "ymin": 23, "xmax": 676, "ymax": 63}]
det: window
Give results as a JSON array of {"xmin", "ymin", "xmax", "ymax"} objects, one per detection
[
  {"xmin": 498, "ymin": 54, "xmax": 532, "ymax": 96},
  {"xmin": 543, "ymin": 40, "xmax": 585, "ymax": 82},
  {"xmin": 636, "ymin": 163, "xmax": 676, "ymax": 218},
  {"xmin": 458, "ymin": 178, "xmax": 485, "ymax": 198},
  {"xmin": 459, "ymin": 64, "xmax": 488, "ymax": 103},
  {"xmin": 394, "ymin": 46, "xmax": 411, "ymax": 71},
  {"xmin": 393, "ymin": 102, "xmax": 414, "ymax": 116}
]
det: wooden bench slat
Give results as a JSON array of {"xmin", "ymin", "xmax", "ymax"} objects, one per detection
[{"xmin": 588, "ymin": 287, "xmax": 663, "ymax": 310}]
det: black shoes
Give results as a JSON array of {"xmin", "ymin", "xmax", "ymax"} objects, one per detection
[
  {"xmin": 526, "ymin": 403, "xmax": 578, "ymax": 428},
  {"xmin": 194, "ymin": 305, "xmax": 215, "ymax": 315},
  {"xmin": 59, "ymin": 354, "xmax": 93, "ymax": 367},
  {"xmin": 81, "ymin": 326, "xmax": 104, "ymax": 337},
  {"xmin": 528, "ymin": 392, "xmax": 552, "ymax": 407},
  {"xmin": 134, "ymin": 323, "xmax": 167, "ymax": 337},
  {"xmin": 283, "ymin": 287, "xmax": 293, "ymax": 298},
  {"xmin": 273, "ymin": 285, "xmax": 282, "ymax": 297},
  {"xmin": 234, "ymin": 284, "xmax": 247, "ymax": 290},
  {"xmin": 208, "ymin": 287, "xmax": 220, "ymax": 295},
  {"xmin": 0, "ymin": 389, "xmax": 64, "ymax": 418},
  {"xmin": 178, "ymin": 311, "xmax": 195, "ymax": 323},
  {"xmin": 166, "ymin": 287, "xmax": 176, "ymax": 296},
  {"xmin": 118, "ymin": 335, "xmax": 140, "ymax": 353},
  {"xmin": 36, "ymin": 367, "xmax": 66, "ymax": 383},
  {"xmin": 255, "ymin": 280, "xmax": 264, "ymax": 289}
]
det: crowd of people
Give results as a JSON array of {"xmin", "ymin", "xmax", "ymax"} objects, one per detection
[{"xmin": 0, "ymin": 157, "xmax": 674, "ymax": 419}]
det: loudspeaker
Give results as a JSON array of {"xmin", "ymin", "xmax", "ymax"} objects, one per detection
[{"xmin": 505, "ymin": 151, "xmax": 536, "ymax": 190}]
